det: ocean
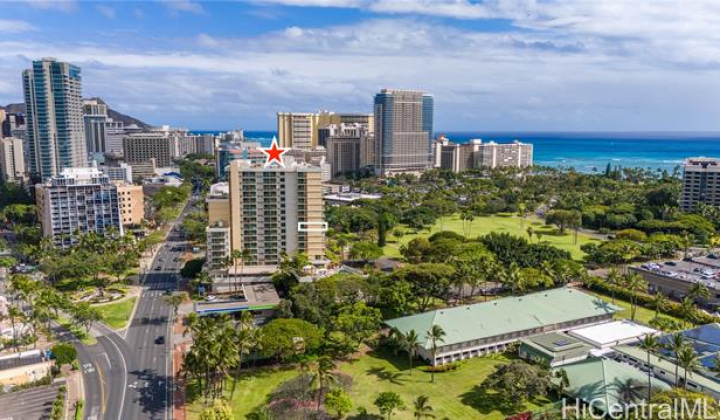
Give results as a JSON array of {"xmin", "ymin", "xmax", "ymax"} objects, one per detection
[{"xmin": 199, "ymin": 130, "xmax": 720, "ymax": 173}]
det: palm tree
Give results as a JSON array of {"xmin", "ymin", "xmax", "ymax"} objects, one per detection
[
  {"xmin": 666, "ymin": 333, "xmax": 686, "ymax": 387},
  {"xmin": 623, "ymin": 273, "xmax": 647, "ymax": 321},
  {"xmin": 651, "ymin": 292, "xmax": 669, "ymax": 319},
  {"xmin": 616, "ymin": 378, "xmax": 648, "ymax": 405},
  {"xmin": 413, "ymin": 395, "xmax": 435, "ymax": 419},
  {"xmin": 688, "ymin": 282, "xmax": 711, "ymax": 304},
  {"xmin": 680, "ymin": 297, "xmax": 698, "ymax": 328},
  {"xmin": 677, "ymin": 344, "xmax": 701, "ymax": 390},
  {"xmin": 606, "ymin": 268, "xmax": 622, "ymax": 304},
  {"xmin": 402, "ymin": 329, "xmax": 420, "ymax": 369},
  {"xmin": 503, "ymin": 262, "xmax": 525, "ymax": 296},
  {"xmin": 426, "ymin": 324, "xmax": 446, "ymax": 383},
  {"xmin": 638, "ymin": 334, "xmax": 660, "ymax": 399},
  {"xmin": 230, "ymin": 248, "xmax": 253, "ymax": 295},
  {"xmin": 540, "ymin": 261, "xmax": 556, "ymax": 285},
  {"xmin": 555, "ymin": 368, "xmax": 570, "ymax": 399},
  {"xmin": 526, "ymin": 226, "xmax": 534, "ymax": 243},
  {"xmin": 311, "ymin": 356, "xmax": 337, "ymax": 411}
]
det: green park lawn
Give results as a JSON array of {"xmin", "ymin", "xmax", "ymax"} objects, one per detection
[
  {"xmin": 95, "ymin": 297, "xmax": 137, "ymax": 330},
  {"xmin": 187, "ymin": 351, "xmax": 552, "ymax": 420},
  {"xmin": 383, "ymin": 213, "xmax": 599, "ymax": 260},
  {"xmin": 57, "ymin": 316, "xmax": 97, "ymax": 346}
]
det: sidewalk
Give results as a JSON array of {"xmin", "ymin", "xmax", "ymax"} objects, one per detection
[
  {"xmin": 65, "ymin": 370, "xmax": 83, "ymax": 420},
  {"xmin": 173, "ymin": 315, "xmax": 189, "ymax": 420}
]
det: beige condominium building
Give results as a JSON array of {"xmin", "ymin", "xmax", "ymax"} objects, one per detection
[
  {"xmin": 0, "ymin": 137, "xmax": 27, "ymax": 183},
  {"xmin": 433, "ymin": 137, "xmax": 533, "ymax": 172},
  {"xmin": 123, "ymin": 132, "xmax": 175, "ymax": 167},
  {"xmin": 116, "ymin": 183, "xmax": 144, "ymax": 226},
  {"xmin": 206, "ymin": 157, "xmax": 326, "ymax": 271},
  {"xmin": 681, "ymin": 157, "xmax": 720, "ymax": 212},
  {"xmin": 325, "ymin": 123, "xmax": 372, "ymax": 178},
  {"xmin": 277, "ymin": 111, "xmax": 373, "ymax": 150}
]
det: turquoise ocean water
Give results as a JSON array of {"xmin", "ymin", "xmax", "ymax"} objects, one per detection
[{"xmin": 198, "ymin": 131, "xmax": 720, "ymax": 173}]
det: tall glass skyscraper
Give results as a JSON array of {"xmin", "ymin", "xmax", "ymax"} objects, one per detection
[
  {"xmin": 23, "ymin": 57, "xmax": 87, "ymax": 182},
  {"xmin": 373, "ymin": 89, "xmax": 434, "ymax": 175}
]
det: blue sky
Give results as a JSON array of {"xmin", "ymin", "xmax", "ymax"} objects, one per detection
[{"xmin": 1, "ymin": 0, "xmax": 720, "ymax": 131}]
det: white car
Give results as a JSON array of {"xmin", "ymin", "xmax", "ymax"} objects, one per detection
[{"xmin": 205, "ymin": 295, "xmax": 217, "ymax": 302}]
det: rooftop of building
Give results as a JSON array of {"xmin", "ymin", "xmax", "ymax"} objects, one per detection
[
  {"xmin": 193, "ymin": 282, "xmax": 280, "ymax": 316},
  {"xmin": 0, "ymin": 350, "xmax": 47, "ymax": 372},
  {"xmin": 230, "ymin": 157, "xmax": 323, "ymax": 172},
  {"xmin": 561, "ymin": 357, "xmax": 670, "ymax": 414},
  {"xmin": 208, "ymin": 182, "xmax": 229, "ymax": 197},
  {"xmin": 685, "ymin": 157, "xmax": 720, "ymax": 167},
  {"xmin": 384, "ymin": 287, "xmax": 621, "ymax": 350},
  {"xmin": 324, "ymin": 192, "xmax": 382, "ymax": 202},
  {"xmin": 568, "ymin": 320, "xmax": 658, "ymax": 348},
  {"xmin": 520, "ymin": 331, "xmax": 592, "ymax": 360}
]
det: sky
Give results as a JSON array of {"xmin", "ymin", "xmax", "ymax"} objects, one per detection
[{"xmin": 1, "ymin": 0, "xmax": 720, "ymax": 131}]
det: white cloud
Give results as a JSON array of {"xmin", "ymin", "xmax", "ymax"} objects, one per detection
[
  {"xmin": 163, "ymin": 0, "xmax": 205, "ymax": 15},
  {"xmin": 23, "ymin": 0, "xmax": 77, "ymax": 12},
  {"xmin": 0, "ymin": 19, "xmax": 36, "ymax": 33},
  {"xmin": 3, "ymin": 4, "xmax": 720, "ymax": 130},
  {"xmin": 96, "ymin": 5, "xmax": 116, "ymax": 19}
]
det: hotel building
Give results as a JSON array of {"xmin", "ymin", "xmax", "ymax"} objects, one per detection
[
  {"xmin": 374, "ymin": 89, "xmax": 434, "ymax": 175},
  {"xmin": 123, "ymin": 132, "xmax": 175, "ymax": 167},
  {"xmin": 277, "ymin": 111, "xmax": 373, "ymax": 150},
  {"xmin": 681, "ymin": 157, "xmax": 720, "ymax": 211},
  {"xmin": 35, "ymin": 167, "xmax": 124, "ymax": 247},
  {"xmin": 325, "ymin": 123, "xmax": 371, "ymax": 178},
  {"xmin": 206, "ymin": 157, "xmax": 326, "ymax": 271},
  {"xmin": 433, "ymin": 137, "xmax": 533, "ymax": 172}
]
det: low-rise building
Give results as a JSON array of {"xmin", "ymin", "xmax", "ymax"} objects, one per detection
[
  {"xmin": 567, "ymin": 320, "xmax": 658, "ymax": 349},
  {"xmin": 324, "ymin": 192, "xmax": 382, "ymax": 206},
  {"xmin": 518, "ymin": 332, "xmax": 592, "ymax": 367},
  {"xmin": 0, "ymin": 350, "xmax": 53, "ymax": 387},
  {"xmin": 561, "ymin": 357, "xmax": 670, "ymax": 415},
  {"xmin": 385, "ymin": 287, "xmax": 620, "ymax": 365}
]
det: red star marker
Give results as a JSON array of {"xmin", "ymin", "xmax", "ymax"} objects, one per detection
[{"xmin": 263, "ymin": 137, "xmax": 288, "ymax": 167}]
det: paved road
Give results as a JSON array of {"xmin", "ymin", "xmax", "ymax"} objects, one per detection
[
  {"xmin": 119, "ymin": 202, "xmax": 195, "ymax": 420},
  {"xmin": 77, "ymin": 199, "xmax": 195, "ymax": 420}
]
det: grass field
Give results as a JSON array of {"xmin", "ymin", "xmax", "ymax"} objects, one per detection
[
  {"xmin": 57, "ymin": 316, "xmax": 96, "ymax": 346},
  {"xmin": 186, "ymin": 367, "xmax": 301, "ymax": 419},
  {"xmin": 383, "ymin": 213, "xmax": 599, "ymax": 260},
  {"xmin": 95, "ymin": 297, "xmax": 137, "ymax": 330},
  {"xmin": 187, "ymin": 351, "xmax": 551, "ymax": 420}
]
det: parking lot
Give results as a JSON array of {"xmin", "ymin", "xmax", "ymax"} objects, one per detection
[{"xmin": 0, "ymin": 381, "xmax": 64, "ymax": 420}]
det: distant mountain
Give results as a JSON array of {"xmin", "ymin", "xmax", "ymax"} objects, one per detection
[{"xmin": 0, "ymin": 97, "xmax": 152, "ymax": 129}]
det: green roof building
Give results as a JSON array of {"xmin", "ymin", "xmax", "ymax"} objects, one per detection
[
  {"xmin": 519, "ymin": 332, "xmax": 592, "ymax": 367},
  {"xmin": 385, "ymin": 287, "xmax": 620, "ymax": 365},
  {"xmin": 560, "ymin": 358, "xmax": 670, "ymax": 415}
]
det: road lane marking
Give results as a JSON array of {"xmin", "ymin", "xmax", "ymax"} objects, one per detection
[{"xmin": 104, "ymin": 335, "xmax": 128, "ymax": 420}]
